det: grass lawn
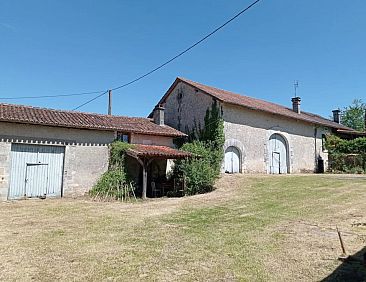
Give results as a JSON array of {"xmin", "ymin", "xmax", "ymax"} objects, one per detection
[{"xmin": 0, "ymin": 174, "xmax": 366, "ymax": 281}]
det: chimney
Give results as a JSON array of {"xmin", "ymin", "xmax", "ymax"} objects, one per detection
[
  {"xmin": 291, "ymin": 97, "xmax": 301, "ymax": 114},
  {"xmin": 332, "ymin": 109, "xmax": 341, "ymax": 124},
  {"xmin": 153, "ymin": 105, "xmax": 165, "ymax": 126}
]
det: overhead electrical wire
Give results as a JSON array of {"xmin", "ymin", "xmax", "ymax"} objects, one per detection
[
  {"xmin": 0, "ymin": 0, "xmax": 261, "ymax": 110},
  {"xmin": 0, "ymin": 90, "xmax": 107, "ymax": 100},
  {"xmin": 72, "ymin": 0, "xmax": 261, "ymax": 111},
  {"xmin": 72, "ymin": 90, "xmax": 109, "ymax": 111}
]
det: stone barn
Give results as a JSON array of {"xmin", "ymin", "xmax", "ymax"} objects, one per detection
[
  {"xmin": 0, "ymin": 103, "xmax": 186, "ymax": 200},
  {"xmin": 151, "ymin": 77, "xmax": 356, "ymax": 174}
]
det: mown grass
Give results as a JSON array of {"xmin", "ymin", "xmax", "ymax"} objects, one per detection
[{"xmin": 0, "ymin": 175, "xmax": 365, "ymax": 281}]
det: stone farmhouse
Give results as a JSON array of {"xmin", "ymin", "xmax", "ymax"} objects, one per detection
[
  {"xmin": 0, "ymin": 103, "xmax": 188, "ymax": 201},
  {"xmin": 152, "ymin": 77, "xmax": 356, "ymax": 174}
]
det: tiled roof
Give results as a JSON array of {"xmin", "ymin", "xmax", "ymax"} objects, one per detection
[
  {"xmin": 159, "ymin": 77, "xmax": 353, "ymax": 131},
  {"xmin": 0, "ymin": 103, "xmax": 186, "ymax": 137},
  {"xmin": 126, "ymin": 144, "xmax": 191, "ymax": 158}
]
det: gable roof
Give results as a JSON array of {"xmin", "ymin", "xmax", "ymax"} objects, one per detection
[
  {"xmin": 0, "ymin": 103, "xmax": 186, "ymax": 137},
  {"xmin": 158, "ymin": 77, "xmax": 353, "ymax": 131}
]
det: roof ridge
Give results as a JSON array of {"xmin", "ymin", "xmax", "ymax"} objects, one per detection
[
  {"xmin": 0, "ymin": 103, "xmax": 149, "ymax": 120},
  {"xmin": 174, "ymin": 77, "xmax": 353, "ymax": 131},
  {"xmin": 179, "ymin": 77, "xmax": 293, "ymax": 111}
]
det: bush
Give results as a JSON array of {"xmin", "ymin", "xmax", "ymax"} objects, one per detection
[
  {"xmin": 326, "ymin": 135, "xmax": 366, "ymax": 154},
  {"xmin": 174, "ymin": 141, "xmax": 219, "ymax": 195},
  {"xmin": 328, "ymin": 152, "xmax": 366, "ymax": 174},
  {"xmin": 89, "ymin": 141, "xmax": 136, "ymax": 201},
  {"xmin": 173, "ymin": 102, "xmax": 225, "ymax": 196},
  {"xmin": 89, "ymin": 168, "xmax": 135, "ymax": 201},
  {"xmin": 326, "ymin": 135, "xmax": 366, "ymax": 173}
]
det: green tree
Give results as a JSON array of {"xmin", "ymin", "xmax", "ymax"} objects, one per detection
[{"xmin": 342, "ymin": 99, "xmax": 366, "ymax": 131}]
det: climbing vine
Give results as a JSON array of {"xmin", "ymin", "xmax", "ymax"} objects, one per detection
[
  {"xmin": 89, "ymin": 141, "xmax": 136, "ymax": 201},
  {"xmin": 175, "ymin": 101, "xmax": 225, "ymax": 195}
]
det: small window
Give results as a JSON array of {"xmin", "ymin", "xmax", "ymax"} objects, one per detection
[
  {"xmin": 322, "ymin": 134, "xmax": 327, "ymax": 152},
  {"xmin": 117, "ymin": 132, "xmax": 130, "ymax": 143}
]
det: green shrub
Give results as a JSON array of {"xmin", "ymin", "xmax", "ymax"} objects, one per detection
[
  {"xmin": 89, "ymin": 168, "xmax": 135, "ymax": 201},
  {"xmin": 173, "ymin": 101, "xmax": 225, "ymax": 196},
  {"xmin": 174, "ymin": 141, "xmax": 220, "ymax": 195},
  {"xmin": 326, "ymin": 135, "xmax": 366, "ymax": 154},
  {"xmin": 326, "ymin": 135, "xmax": 366, "ymax": 173},
  {"xmin": 89, "ymin": 141, "xmax": 136, "ymax": 201}
]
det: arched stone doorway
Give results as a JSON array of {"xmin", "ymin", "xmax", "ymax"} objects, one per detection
[
  {"xmin": 268, "ymin": 133, "xmax": 289, "ymax": 174},
  {"xmin": 224, "ymin": 146, "xmax": 240, "ymax": 173}
]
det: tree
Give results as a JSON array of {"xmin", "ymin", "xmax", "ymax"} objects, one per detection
[{"xmin": 342, "ymin": 99, "xmax": 366, "ymax": 131}]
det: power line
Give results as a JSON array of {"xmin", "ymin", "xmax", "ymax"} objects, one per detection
[
  {"xmin": 72, "ymin": 0, "xmax": 261, "ymax": 110},
  {"xmin": 72, "ymin": 90, "xmax": 109, "ymax": 111},
  {"xmin": 0, "ymin": 90, "xmax": 106, "ymax": 100}
]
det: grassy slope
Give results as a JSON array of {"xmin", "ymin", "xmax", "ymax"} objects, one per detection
[{"xmin": 0, "ymin": 175, "xmax": 365, "ymax": 281}]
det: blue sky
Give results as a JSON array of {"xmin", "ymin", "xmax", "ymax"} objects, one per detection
[{"xmin": 1, "ymin": 0, "xmax": 365, "ymax": 118}]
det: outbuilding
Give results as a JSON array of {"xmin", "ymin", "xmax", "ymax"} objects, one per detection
[
  {"xmin": 152, "ymin": 77, "xmax": 357, "ymax": 174},
  {"xmin": 0, "ymin": 103, "xmax": 186, "ymax": 200}
]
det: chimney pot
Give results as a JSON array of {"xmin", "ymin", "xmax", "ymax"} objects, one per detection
[
  {"xmin": 153, "ymin": 105, "xmax": 165, "ymax": 126},
  {"xmin": 291, "ymin": 97, "xmax": 301, "ymax": 114},
  {"xmin": 332, "ymin": 109, "xmax": 341, "ymax": 124}
]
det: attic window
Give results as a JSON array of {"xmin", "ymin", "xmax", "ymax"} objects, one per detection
[
  {"xmin": 177, "ymin": 90, "xmax": 183, "ymax": 100},
  {"xmin": 117, "ymin": 132, "xmax": 130, "ymax": 143}
]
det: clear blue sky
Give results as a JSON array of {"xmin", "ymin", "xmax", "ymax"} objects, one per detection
[{"xmin": 1, "ymin": 0, "xmax": 365, "ymax": 118}]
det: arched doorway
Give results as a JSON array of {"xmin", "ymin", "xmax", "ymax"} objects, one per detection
[
  {"xmin": 268, "ymin": 133, "xmax": 289, "ymax": 174},
  {"xmin": 224, "ymin": 146, "xmax": 240, "ymax": 173}
]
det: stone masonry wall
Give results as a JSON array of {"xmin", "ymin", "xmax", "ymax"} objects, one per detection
[
  {"xmin": 163, "ymin": 81, "xmax": 216, "ymax": 134},
  {"xmin": 223, "ymin": 103, "xmax": 329, "ymax": 173},
  {"xmin": 0, "ymin": 142, "xmax": 11, "ymax": 200},
  {"xmin": 0, "ymin": 122, "xmax": 113, "ymax": 200},
  {"xmin": 0, "ymin": 121, "xmax": 178, "ymax": 200}
]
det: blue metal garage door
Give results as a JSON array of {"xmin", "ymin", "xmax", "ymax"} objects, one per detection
[{"xmin": 8, "ymin": 144, "xmax": 65, "ymax": 199}]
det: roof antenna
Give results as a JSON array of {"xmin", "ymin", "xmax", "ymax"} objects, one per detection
[{"xmin": 294, "ymin": 80, "xmax": 299, "ymax": 98}]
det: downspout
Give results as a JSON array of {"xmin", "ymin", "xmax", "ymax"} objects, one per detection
[{"xmin": 314, "ymin": 126, "xmax": 318, "ymax": 172}]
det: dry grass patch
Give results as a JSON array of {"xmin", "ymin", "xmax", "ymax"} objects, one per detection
[{"xmin": 0, "ymin": 174, "xmax": 365, "ymax": 281}]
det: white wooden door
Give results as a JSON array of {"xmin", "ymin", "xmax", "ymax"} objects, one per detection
[
  {"xmin": 225, "ymin": 146, "xmax": 240, "ymax": 173},
  {"xmin": 269, "ymin": 134, "xmax": 288, "ymax": 174},
  {"xmin": 25, "ymin": 164, "xmax": 49, "ymax": 198},
  {"xmin": 9, "ymin": 144, "xmax": 65, "ymax": 199}
]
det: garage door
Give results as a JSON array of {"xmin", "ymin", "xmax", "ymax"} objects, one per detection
[
  {"xmin": 224, "ymin": 146, "xmax": 240, "ymax": 174},
  {"xmin": 9, "ymin": 144, "xmax": 65, "ymax": 199}
]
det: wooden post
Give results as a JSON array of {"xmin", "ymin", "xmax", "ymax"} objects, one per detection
[
  {"xmin": 337, "ymin": 226, "xmax": 347, "ymax": 258},
  {"xmin": 108, "ymin": 90, "xmax": 112, "ymax": 115},
  {"xmin": 142, "ymin": 159, "xmax": 147, "ymax": 200}
]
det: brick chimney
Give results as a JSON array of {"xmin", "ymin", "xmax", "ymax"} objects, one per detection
[
  {"xmin": 332, "ymin": 109, "xmax": 341, "ymax": 124},
  {"xmin": 153, "ymin": 105, "xmax": 165, "ymax": 126},
  {"xmin": 291, "ymin": 97, "xmax": 301, "ymax": 114}
]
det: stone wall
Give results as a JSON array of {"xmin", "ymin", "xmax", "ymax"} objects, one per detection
[
  {"xmin": 0, "ymin": 122, "xmax": 113, "ymax": 200},
  {"xmin": 223, "ymin": 103, "xmax": 329, "ymax": 173},
  {"xmin": 0, "ymin": 142, "xmax": 11, "ymax": 200},
  {"xmin": 0, "ymin": 122, "xmax": 176, "ymax": 200},
  {"xmin": 163, "ymin": 81, "xmax": 216, "ymax": 133},
  {"xmin": 131, "ymin": 133, "xmax": 173, "ymax": 147},
  {"xmin": 63, "ymin": 145, "xmax": 109, "ymax": 197},
  {"xmin": 162, "ymin": 82, "xmax": 330, "ymax": 174}
]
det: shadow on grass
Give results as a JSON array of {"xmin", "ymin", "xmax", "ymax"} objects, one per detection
[{"xmin": 322, "ymin": 246, "xmax": 366, "ymax": 282}]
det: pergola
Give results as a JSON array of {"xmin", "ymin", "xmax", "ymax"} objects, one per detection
[{"xmin": 126, "ymin": 144, "xmax": 191, "ymax": 199}]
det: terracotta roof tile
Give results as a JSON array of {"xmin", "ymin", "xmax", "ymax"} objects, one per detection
[
  {"xmin": 0, "ymin": 103, "xmax": 186, "ymax": 137},
  {"xmin": 159, "ymin": 77, "xmax": 354, "ymax": 131},
  {"xmin": 126, "ymin": 144, "xmax": 191, "ymax": 158}
]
